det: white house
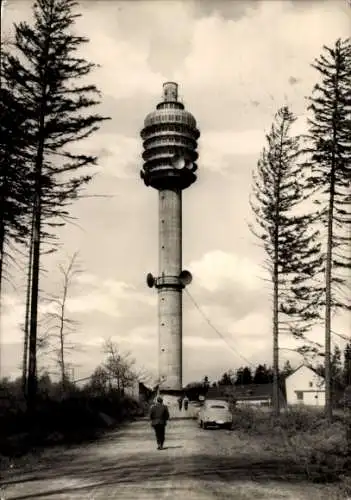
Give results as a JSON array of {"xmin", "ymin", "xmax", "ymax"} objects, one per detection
[{"xmin": 285, "ymin": 364, "xmax": 325, "ymax": 407}]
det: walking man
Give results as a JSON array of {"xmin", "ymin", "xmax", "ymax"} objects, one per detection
[
  {"xmin": 178, "ymin": 396, "xmax": 183, "ymax": 411},
  {"xmin": 183, "ymin": 395, "xmax": 189, "ymax": 411},
  {"xmin": 150, "ymin": 395, "xmax": 170, "ymax": 450}
]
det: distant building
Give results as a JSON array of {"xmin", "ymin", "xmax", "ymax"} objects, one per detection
[
  {"xmin": 206, "ymin": 383, "xmax": 286, "ymax": 408},
  {"xmin": 285, "ymin": 364, "xmax": 325, "ymax": 407},
  {"xmin": 123, "ymin": 381, "xmax": 153, "ymax": 403}
]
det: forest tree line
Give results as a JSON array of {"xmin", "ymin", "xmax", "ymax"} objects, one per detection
[
  {"xmin": 212, "ymin": 343, "xmax": 351, "ymax": 389},
  {"xmin": 183, "ymin": 343, "xmax": 351, "ymax": 398}
]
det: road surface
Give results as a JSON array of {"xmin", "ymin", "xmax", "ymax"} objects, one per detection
[{"xmin": 0, "ymin": 419, "xmax": 346, "ymax": 499}]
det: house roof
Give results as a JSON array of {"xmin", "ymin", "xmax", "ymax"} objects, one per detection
[
  {"xmin": 285, "ymin": 363, "xmax": 323, "ymax": 380},
  {"xmin": 206, "ymin": 383, "xmax": 284, "ymax": 402},
  {"xmin": 138, "ymin": 382, "xmax": 153, "ymax": 394}
]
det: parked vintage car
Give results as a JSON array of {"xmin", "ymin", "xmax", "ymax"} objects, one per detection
[{"xmin": 198, "ymin": 399, "xmax": 233, "ymax": 429}]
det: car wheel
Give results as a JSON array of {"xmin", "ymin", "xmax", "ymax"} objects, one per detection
[{"xmin": 203, "ymin": 423, "xmax": 208, "ymax": 430}]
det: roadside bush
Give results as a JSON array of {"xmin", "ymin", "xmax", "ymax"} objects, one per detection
[
  {"xmin": 0, "ymin": 379, "xmax": 144, "ymax": 461},
  {"xmin": 279, "ymin": 420, "xmax": 347, "ymax": 481},
  {"xmin": 231, "ymin": 405, "xmax": 349, "ymax": 483}
]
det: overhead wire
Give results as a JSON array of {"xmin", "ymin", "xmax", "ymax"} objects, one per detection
[
  {"xmin": 185, "ymin": 290, "xmax": 350, "ymax": 367},
  {"xmin": 184, "ymin": 288, "xmax": 256, "ymax": 368},
  {"xmin": 331, "ymin": 330, "xmax": 351, "ymax": 343}
]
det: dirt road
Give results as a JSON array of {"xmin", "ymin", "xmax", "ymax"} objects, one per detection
[{"xmin": 0, "ymin": 420, "xmax": 346, "ymax": 499}]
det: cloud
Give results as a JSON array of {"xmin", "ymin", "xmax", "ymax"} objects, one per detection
[
  {"xmin": 173, "ymin": 0, "xmax": 349, "ymax": 132},
  {"xmin": 1, "ymin": 276, "xmax": 156, "ymax": 347},
  {"xmin": 1, "ymin": 296, "xmax": 25, "ymax": 344},
  {"xmin": 189, "ymin": 250, "xmax": 264, "ymax": 292},
  {"xmin": 66, "ymin": 277, "xmax": 156, "ymax": 317},
  {"xmin": 73, "ymin": 4, "xmax": 166, "ymax": 100},
  {"xmin": 190, "ymin": 0, "xmax": 261, "ymax": 21},
  {"xmin": 199, "ymin": 129, "xmax": 266, "ymax": 173},
  {"xmin": 1, "ymin": 294, "xmax": 69, "ymax": 345},
  {"xmin": 75, "ymin": 273, "xmax": 99, "ymax": 286}
]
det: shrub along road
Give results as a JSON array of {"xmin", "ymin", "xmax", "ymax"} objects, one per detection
[{"xmin": 0, "ymin": 419, "xmax": 347, "ymax": 499}]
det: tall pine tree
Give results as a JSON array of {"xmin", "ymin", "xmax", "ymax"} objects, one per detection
[
  {"xmin": 0, "ymin": 89, "xmax": 31, "ymax": 299},
  {"xmin": 0, "ymin": 86, "xmax": 32, "ymax": 379},
  {"xmin": 1, "ymin": 0, "xmax": 110, "ymax": 410},
  {"xmin": 344, "ymin": 343, "xmax": 351, "ymax": 387},
  {"xmin": 250, "ymin": 106, "xmax": 323, "ymax": 416},
  {"xmin": 305, "ymin": 38, "xmax": 351, "ymax": 421}
]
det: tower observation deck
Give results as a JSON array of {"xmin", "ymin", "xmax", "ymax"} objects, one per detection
[
  {"xmin": 140, "ymin": 82, "xmax": 200, "ymax": 190},
  {"xmin": 140, "ymin": 82, "xmax": 200, "ymax": 393}
]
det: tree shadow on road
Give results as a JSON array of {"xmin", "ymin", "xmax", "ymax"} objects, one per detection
[
  {"xmin": 161, "ymin": 445, "xmax": 183, "ymax": 450},
  {"xmin": 1, "ymin": 449, "xmax": 343, "ymax": 494}
]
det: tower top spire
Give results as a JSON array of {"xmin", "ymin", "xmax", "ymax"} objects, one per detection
[{"xmin": 162, "ymin": 82, "xmax": 178, "ymax": 102}]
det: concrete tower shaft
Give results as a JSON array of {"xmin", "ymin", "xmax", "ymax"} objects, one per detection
[
  {"xmin": 140, "ymin": 82, "xmax": 199, "ymax": 392},
  {"xmin": 158, "ymin": 189, "xmax": 182, "ymax": 389}
]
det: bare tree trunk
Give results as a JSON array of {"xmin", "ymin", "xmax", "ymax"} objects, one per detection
[
  {"xmin": 56, "ymin": 251, "xmax": 80, "ymax": 391},
  {"xmin": 0, "ymin": 223, "xmax": 5, "ymax": 377},
  {"xmin": 324, "ymin": 167, "xmax": 335, "ymax": 423},
  {"xmin": 22, "ymin": 212, "xmax": 35, "ymax": 397},
  {"xmin": 59, "ymin": 279, "xmax": 68, "ymax": 391},
  {"xmin": 27, "ymin": 197, "xmax": 41, "ymax": 412},
  {"xmin": 273, "ymin": 258, "xmax": 280, "ymax": 416},
  {"xmin": 0, "ymin": 216, "xmax": 5, "ymax": 378},
  {"xmin": 1, "ymin": 0, "xmax": 7, "ymax": 379},
  {"xmin": 272, "ymin": 173, "xmax": 281, "ymax": 417},
  {"xmin": 0, "ymin": 0, "xmax": 3, "ymax": 78},
  {"xmin": 27, "ymin": 134, "xmax": 44, "ymax": 414},
  {"xmin": 0, "ymin": 213, "xmax": 5, "ymax": 305}
]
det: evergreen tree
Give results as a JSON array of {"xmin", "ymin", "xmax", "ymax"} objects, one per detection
[
  {"xmin": 314, "ymin": 362, "xmax": 325, "ymax": 378},
  {"xmin": 234, "ymin": 366, "xmax": 252, "ymax": 385},
  {"xmin": 281, "ymin": 359, "xmax": 294, "ymax": 378},
  {"xmin": 242, "ymin": 367, "xmax": 253, "ymax": 384},
  {"xmin": 0, "ymin": 87, "xmax": 32, "ymax": 378},
  {"xmin": 266, "ymin": 365, "xmax": 274, "ymax": 383},
  {"xmin": 1, "ymin": 0, "xmax": 110, "ymax": 410},
  {"xmin": 344, "ymin": 343, "xmax": 351, "ymax": 386},
  {"xmin": 218, "ymin": 371, "xmax": 233, "ymax": 386},
  {"xmin": 249, "ymin": 106, "xmax": 323, "ymax": 416},
  {"xmin": 313, "ymin": 345, "xmax": 345, "ymax": 387},
  {"xmin": 305, "ymin": 38, "xmax": 351, "ymax": 421},
  {"xmin": 203, "ymin": 375, "xmax": 210, "ymax": 391},
  {"xmin": 253, "ymin": 364, "xmax": 271, "ymax": 384},
  {"xmin": 0, "ymin": 88, "xmax": 31, "ymax": 301},
  {"xmin": 234, "ymin": 368, "xmax": 244, "ymax": 385},
  {"xmin": 331, "ymin": 344, "xmax": 343, "ymax": 387}
]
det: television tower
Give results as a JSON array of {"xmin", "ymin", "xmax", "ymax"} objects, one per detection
[{"xmin": 140, "ymin": 82, "xmax": 200, "ymax": 393}]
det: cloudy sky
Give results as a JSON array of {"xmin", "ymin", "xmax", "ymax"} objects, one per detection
[{"xmin": 1, "ymin": 0, "xmax": 350, "ymax": 385}]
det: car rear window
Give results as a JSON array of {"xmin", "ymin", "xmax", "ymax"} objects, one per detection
[{"xmin": 209, "ymin": 404, "xmax": 226, "ymax": 409}]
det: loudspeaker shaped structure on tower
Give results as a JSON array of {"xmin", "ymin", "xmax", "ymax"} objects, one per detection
[
  {"xmin": 179, "ymin": 270, "xmax": 192, "ymax": 286},
  {"xmin": 171, "ymin": 154, "xmax": 197, "ymax": 173},
  {"xmin": 146, "ymin": 272, "xmax": 155, "ymax": 288}
]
